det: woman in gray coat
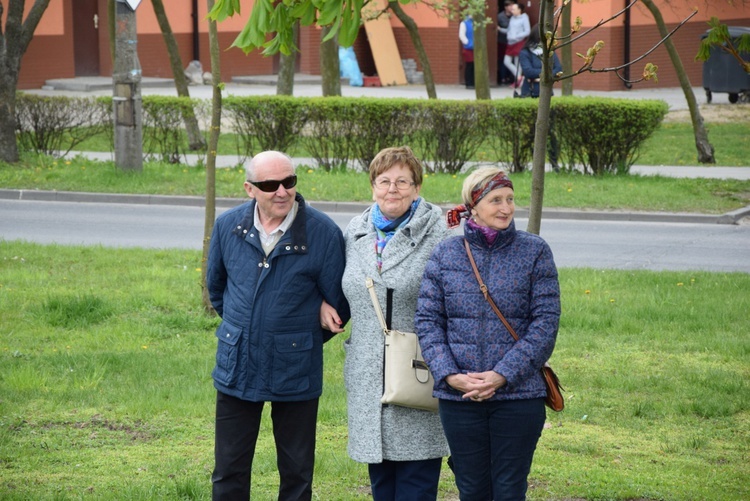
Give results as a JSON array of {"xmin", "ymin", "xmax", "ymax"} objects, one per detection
[{"xmin": 341, "ymin": 146, "xmax": 449, "ymax": 500}]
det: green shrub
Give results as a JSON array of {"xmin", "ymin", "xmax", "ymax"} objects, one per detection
[
  {"xmin": 411, "ymin": 100, "xmax": 494, "ymax": 174},
  {"xmin": 553, "ymin": 97, "xmax": 668, "ymax": 175},
  {"xmin": 15, "ymin": 93, "xmax": 110, "ymax": 157},
  {"xmin": 487, "ymin": 99, "xmax": 539, "ymax": 172},
  {"xmin": 300, "ymin": 97, "xmax": 357, "ymax": 171},
  {"xmin": 141, "ymin": 96, "xmax": 203, "ymax": 164},
  {"xmin": 224, "ymin": 95, "xmax": 308, "ymax": 161}
]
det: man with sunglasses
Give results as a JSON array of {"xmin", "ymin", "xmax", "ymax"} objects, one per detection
[{"xmin": 206, "ymin": 151, "xmax": 350, "ymax": 500}]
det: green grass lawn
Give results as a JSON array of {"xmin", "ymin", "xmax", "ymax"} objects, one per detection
[
  {"xmin": 1, "ymin": 241, "xmax": 748, "ymax": 500},
  {"xmin": 2, "ymin": 154, "xmax": 750, "ymax": 214}
]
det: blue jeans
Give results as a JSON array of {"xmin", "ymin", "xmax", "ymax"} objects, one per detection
[
  {"xmin": 368, "ymin": 458, "xmax": 443, "ymax": 501},
  {"xmin": 439, "ymin": 398, "xmax": 546, "ymax": 501}
]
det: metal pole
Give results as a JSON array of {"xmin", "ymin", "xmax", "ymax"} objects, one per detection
[{"xmin": 113, "ymin": 0, "xmax": 143, "ymax": 172}]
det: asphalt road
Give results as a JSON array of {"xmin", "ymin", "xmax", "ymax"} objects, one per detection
[{"xmin": 2, "ymin": 199, "xmax": 749, "ymax": 273}]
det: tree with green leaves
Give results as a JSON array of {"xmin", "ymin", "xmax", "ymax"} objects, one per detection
[{"xmin": 0, "ymin": 0, "xmax": 52, "ymax": 163}]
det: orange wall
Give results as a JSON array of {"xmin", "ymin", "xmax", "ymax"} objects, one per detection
[
  {"xmin": 135, "ymin": 0, "xmax": 256, "ymax": 33},
  {"xmin": 572, "ymin": 0, "xmax": 750, "ymax": 26},
  {"xmin": 1, "ymin": 0, "xmax": 64, "ymax": 35}
]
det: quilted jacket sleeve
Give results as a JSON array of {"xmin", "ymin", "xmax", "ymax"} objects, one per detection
[
  {"xmin": 492, "ymin": 240, "xmax": 560, "ymax": 388},
  {"xmin": 206, "ymin": 219, "xmax": 227, "ymax": 318},
  {"xmin": 415, "ymin": 243, "xmax": 461, "ymax": 390}
]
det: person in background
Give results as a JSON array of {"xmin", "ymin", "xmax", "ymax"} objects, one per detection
[
  {"xmin": 459, "ymin": 14, "xmax": 475, "ymax": 89},
  {"xmin": 207, "ymin": 150, "xmax": 350, "ymax": 501},
  {"xmin": 504, "ymin": 2, "xmax": 531, "ymax": 89},
  {"xmin": 415, "ymin": 167, "xmax": 560, "ymax": 500},
  {"xmin": 497, "ymin": 0, "xmax": 515, "ymax": 85},
  {"xmin": 341, "ymin": 146, "xmax": 450, "ymax": 500}
]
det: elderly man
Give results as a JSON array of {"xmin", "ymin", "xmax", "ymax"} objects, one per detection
[{"xmin": 206, "ymin": 151, "xmax": 350, "ymax": 500}]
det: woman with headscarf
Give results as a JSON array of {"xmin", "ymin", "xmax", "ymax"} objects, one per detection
[{"xmin": 415, "ymin": 167, "xmax": 561, "ymax": 500}]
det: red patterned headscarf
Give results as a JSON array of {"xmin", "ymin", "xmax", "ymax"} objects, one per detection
[{"xmin": 446, "ymin": 172, "xmax": 514, "ymax": 228}]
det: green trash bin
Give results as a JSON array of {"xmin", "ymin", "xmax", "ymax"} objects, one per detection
[{"xmin": 700, "ymin": 26, "xmax": 750, "ymax": 104}]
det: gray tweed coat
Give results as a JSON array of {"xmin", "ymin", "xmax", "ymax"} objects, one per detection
[{"xmin": 341, "ymin": 200, "xmax": 450, "ymax": 464}]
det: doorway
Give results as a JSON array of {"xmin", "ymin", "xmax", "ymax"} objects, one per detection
[{"xmin": 73, "ymin": 0, "xmax": 101, "ymax": 76}]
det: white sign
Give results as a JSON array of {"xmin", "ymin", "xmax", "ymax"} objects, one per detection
[{"xmin": 117, "ymin": 0, "xmax": 142, "ymax": 10}]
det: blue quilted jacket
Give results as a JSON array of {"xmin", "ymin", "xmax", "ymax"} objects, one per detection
[
  {"xmin": 206, "ymin": 194, "xmax": 350, "ymax": 402},
  {"xmin": 415, "ymin": 220, "xmax": 560, "ymax": 401}
]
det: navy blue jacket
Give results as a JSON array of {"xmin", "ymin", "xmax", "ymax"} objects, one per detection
[
  {"xmin": 519, "ymin": 46, "xmax": 562, "ymax": 98},
  {"xmin": 415, "ymin": 220, "xmax": 560, "ymax": 402},
  {"xmin": 207, "ymin": 194, "xmax": 350, "ymax": 401}
]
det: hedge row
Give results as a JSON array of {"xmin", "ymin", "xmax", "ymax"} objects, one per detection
[{"xmin": 15, "ymin": 93, "xmax": 668, "ymax": 175}]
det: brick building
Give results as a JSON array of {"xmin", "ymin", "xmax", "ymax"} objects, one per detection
[{"xmin": 10, "ymin": 0, "xmax": 750, "ymax": 91}]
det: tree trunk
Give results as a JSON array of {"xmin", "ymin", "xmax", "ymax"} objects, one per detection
[
  {"xmin": 201, "ymin": 0, "xmax": 221, "ymax": 314},
  {"xmin": 320, "ymin": 26, "xmax": 341, "ymax": 97},
  {"xmin": 560, "ymin": 0, "xmax": 573, "ymax": 96},
  {"xmin": 0, "ymin": 0, "xmax": 52, "ymax": 163},
  {"xmin": 388, "ymin": 0, "xmax": 437, "ymax": 99},
  {"xmin": 151, "ymin": 0, "xmax": 206, "ymax": 151},
  {"xmin": 473, "ymin": 15, "xmax": 491, "ymax": 100},
  {"xmin": 277, "ymin": 22, "xmax": 298, "ymax": 96},
  {"xmin": 527, "ymin": 0, "xmax": 556, "ymax": 236},
  {"xmin": 641, "ymin": 0, "xmax": 715, "ymax": 163}
]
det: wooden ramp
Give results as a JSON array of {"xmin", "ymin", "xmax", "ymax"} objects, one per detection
[{"xmin": 362, "ymin": 0, "xmax": 407, "ymax": 86}]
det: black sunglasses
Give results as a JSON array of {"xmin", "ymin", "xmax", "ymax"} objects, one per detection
[{"xmin": 248, "ymin": 175, "xmax": 298, "ymax": 193}]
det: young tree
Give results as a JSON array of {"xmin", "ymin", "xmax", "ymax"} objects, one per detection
[
  {"xmin": 0, "ymin": 0, "xmax": 52, "ymax": 163},
  {"xmin": 696, "ymin": 17, "xmax": 750, "ymax": 74},
  {"xmin": 151, "ymin": 0, "xmax": 206, "ymax": 151},
  {"xmin": 640, "ymin": 0, "xmax": 714, "ymax": 163},
  {"xmin": 201, "ymin": 0, "xmax": 222, "ymax": 313},
  {"xmin": 387, "ymin": 0, "xmax": 438, "ymax": 98},
  {"xmin": 460, "ymin": 0, "xmax": 491, "ymax": 99}
]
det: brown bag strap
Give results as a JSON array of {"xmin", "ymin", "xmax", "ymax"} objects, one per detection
[{"xmin": 463, "ymin": 239, "xmax": 519, "ymax": 342}]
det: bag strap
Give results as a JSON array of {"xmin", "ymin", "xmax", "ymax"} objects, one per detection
[
  {"xmin": 366, "ymin": 277, "xmax": 389, "ymax": 334},
  {"xmin": 463, "ymin": 239, "xmax": 519, "ymax": 342}
]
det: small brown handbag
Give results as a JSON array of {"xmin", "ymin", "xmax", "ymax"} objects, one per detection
[{"xmin": 464, "ymin": 239, "xmax": 565, "ymax": 412}]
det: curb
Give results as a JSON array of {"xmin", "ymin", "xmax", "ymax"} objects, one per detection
[{"xmin": 2, "ymin": 189, "xmax": 742, "ymax": 225}]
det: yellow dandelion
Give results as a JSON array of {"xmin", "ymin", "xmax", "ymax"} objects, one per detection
[
  {"xmin": 609, "ymin": 298, "xmax": 615, "ymax": 303},
  {"xmin": 585, "ymin": 289, "xmax": 591, "ymax": 294},
  {"xmin": 142, "ymin": 345, "xmax": 148, "ymax": 350},
  {"xmin": 452, "ymin": 175, "xmax": 457, "ymax": 179},
  {"xmin": 567, "ymin": 188, "xmax": 572, "ymax": 193},
  {"xmin": 65, "ymin": 161, "xmax": 71, "ymax": 165},
  {"xmin": 307, "ymin": 169, "xmax": 313, "ymax": 174},
  {"xmin": 195, "ymin": 268, "xmax": 202, "ymax": 272},
  {"xmin": 677, "ymin": 282, "xmax": 683, "ymax": 287}
]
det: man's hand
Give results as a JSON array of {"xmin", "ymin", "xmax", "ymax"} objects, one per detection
[{"xmin": 320, "ymin": 300, "xmax": 344, "ymax": 333}]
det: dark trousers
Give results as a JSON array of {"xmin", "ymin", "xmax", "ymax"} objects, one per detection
[
  {"xmin": 368, "ymin": 458, "xmax": 443, "ymax": 501},
  {"xmin": 439, "ymin": 398, "xmax": 545, "ymax": 501},
  {"xmin": 212, "ymin": 391, "xmax": 319, "ymax": 501}
]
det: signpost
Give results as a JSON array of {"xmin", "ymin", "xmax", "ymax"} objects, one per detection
[{"xmin": 113, "ymin": 0, "xmax": 143, "ymax": 171}]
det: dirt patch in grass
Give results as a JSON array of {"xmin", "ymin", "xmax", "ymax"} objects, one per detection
[{"xmin": 665, "ymin": 103, "xmax": 750, "ymax": 123}]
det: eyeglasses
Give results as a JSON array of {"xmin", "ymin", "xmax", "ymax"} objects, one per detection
[
  {"xmin": 248, "ymin": 175, "xmax": 298, "ymax": 193},
  {"xmin": 373, "ymin": 178, "xmax": 416, "ymax": 191}
]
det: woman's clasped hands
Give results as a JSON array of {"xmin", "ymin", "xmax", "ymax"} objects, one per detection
[{"xmin": 445, "ymin": 371, "xmax": 507, "ymax": 402}]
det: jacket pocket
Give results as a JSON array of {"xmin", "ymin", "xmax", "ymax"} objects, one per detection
[
  {"xmin": 212, "ymin": 321, "xmax": 242, "ymax": 387},
  {"xmin": 271, "ymin": 332, "xmax": 313, "ymax": 395}
]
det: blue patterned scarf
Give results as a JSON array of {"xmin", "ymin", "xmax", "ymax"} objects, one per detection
[{"xmin": 372, "ymin": 198, "xmax": 422, "ymax": 271}]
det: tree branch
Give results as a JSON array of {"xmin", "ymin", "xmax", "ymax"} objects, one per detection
[{"xmin": 556, "ymin": 0, "xmax": 639, "ymax": 51}]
